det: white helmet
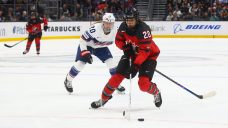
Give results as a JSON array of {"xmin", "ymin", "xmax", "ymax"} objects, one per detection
[
  {"xmin": 102, "ymin": 13, "xmax": 115, "ymax": 22},
  {"xmin": 102, "ymin": 13, "xmax": 115, "ymax": 33}
]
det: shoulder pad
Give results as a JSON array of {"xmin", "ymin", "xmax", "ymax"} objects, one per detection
[
  {"xmin": 136, "ymin": 22, "xmax": 152, "ymax": 39},
  {"xmin": 118, "ymin": 22, "xmax": 127, "ymax": 32}
]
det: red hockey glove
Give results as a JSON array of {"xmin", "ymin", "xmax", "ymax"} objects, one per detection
[{"xmin": 81, "ymin": 50, "xmax": 93, "ymax": 64}]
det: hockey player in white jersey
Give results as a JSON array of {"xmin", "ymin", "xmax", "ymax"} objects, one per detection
[{"xmin": 64, "ymin": 13, "xmax": 125, "ymax": 94}]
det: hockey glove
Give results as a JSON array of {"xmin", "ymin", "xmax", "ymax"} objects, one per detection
[
  {"xmin": 129, "ymin": 63, "xmax": 139, "ymax": 74},
  {"xmin": 122, "ymin": 43, "xmax": 134, "ymax": 57},
  {"xmin": 81, "ymin": 50, "xmax": 93, "ymax": 64},
  {"xmin": 44, "ymin": 26, "xmax": 49, "ymax": 31},
  {"xmin": 125, "ymin": 63, "xmax": 138, "ymax": 79}
]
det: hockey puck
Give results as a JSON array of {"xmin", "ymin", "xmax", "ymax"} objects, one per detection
[
  {"xmin": 138, "ymin": 118, "xmax": 144, "ymax": 121},
  {"xmin": 123, "ymin": 111, "xmax": 125, "ymax": 116}
]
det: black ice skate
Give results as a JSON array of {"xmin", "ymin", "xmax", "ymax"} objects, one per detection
[
  {"xmin": 37, "ymin": 51, "xmax": 40, "ymax": 55},
  {"xmin": 116, "ymin": 85, "xmax": 125, "ymax": 94},
  {"xmin": 64, "ymin": 78, "xmax": 73, "ymax": 93},
  {"xmin": 91, "ymin": 96, "xmax": 112, "ymax": 109},
  {"xmin": 154, "ymin": 92, "xmax": 162, "ymax": 108},
  {"xmin": 23, "ymin": 50, "xmax": 29, "ymax": 54}
]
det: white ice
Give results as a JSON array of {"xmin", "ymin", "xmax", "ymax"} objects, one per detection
[{"xmin": 0, "ymin": 38, "xmax": 228, "ymax": 128}]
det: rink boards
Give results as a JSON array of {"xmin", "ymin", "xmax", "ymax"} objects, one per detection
[{"xmin": 0, "ymin": 21, "xmax": 228, "ymax": 42}]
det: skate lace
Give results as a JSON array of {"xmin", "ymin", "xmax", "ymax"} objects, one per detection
[
  {"xmin": 154, "ymin": 93, "xmax": 161, "ymax": 103},
  {"xmin": 65, "ymin": 79, "xmax": 72, "ymax": 88},
  {"xmin": 95, "ymin": 99, "xmax": 103, "ymax": 106}
]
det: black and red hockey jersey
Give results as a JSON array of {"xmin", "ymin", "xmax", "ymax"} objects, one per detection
[
  {"xmin": 115, "ymin": 21, "xmax": 160, "ymax": 66},
  {"xmin": 26, "ymin": 17, "xmax": 48, "ymax": 34}
]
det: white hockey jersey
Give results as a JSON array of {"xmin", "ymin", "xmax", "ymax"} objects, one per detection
[{"xmin": 79, "ymin": 22, "xmax": 117, "ymax": 50}]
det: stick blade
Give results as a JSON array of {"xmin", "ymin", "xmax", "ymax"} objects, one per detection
[
  {"xmin": 4, "ymin": 44, "xmax": 13, "ymax": 48},
  {"xmin": 123, "ymin": 110, "xmax": 131, "ymax": 120},
  {"xmin": 202, "ymin": 91, "xmax": 216, "ymax": 99}
]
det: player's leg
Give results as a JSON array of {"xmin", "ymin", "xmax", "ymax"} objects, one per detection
[
  {"xmin": 138, "ymin": 59, "xmax": 162, "ymax": 107},
  {"xmin": 64, "ymin": 46, "xmax": 86, "ymax": 93},
  {"xmin": 94, "ymin": 47, "xmax": 125, "ymax": 93},
  {"xmin": 91, "ymin": 74, "xmax": 125, "ymax": 108},
  {"xmin": 34, "ymin": 32, "xmax": 42, "ymax": 55},
  {"xmin": 23, "ymin": 34, "xmax": 34, "ymax": 54},
  {"xmin": 91, "ymin": 55, "xmax": 129, "ymax": 108}
]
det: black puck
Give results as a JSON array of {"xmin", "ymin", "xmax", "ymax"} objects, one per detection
[
  {"xmin": 138, "ymin": 118, "xmax": 144, "ymax": 121},
  {"xmin": 123, "ymin": 111, "xmax": 125, "ymax": 116}
]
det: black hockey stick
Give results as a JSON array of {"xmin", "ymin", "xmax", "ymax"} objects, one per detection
[
  {"xmin": 155, "ymin": 69, "xmax": 216, "ymax": 99},
  {"xmin": 4, "ymin": 28, "xmax": 46, "ymax": 48},
  {"xmin": 4, "ymin": 37, "xmax": 28, "ymax": 48}
]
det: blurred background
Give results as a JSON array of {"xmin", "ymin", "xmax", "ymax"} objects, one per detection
[{"xmin": 0, "ymin": 0, "xmax": 227, "ymax": 22}]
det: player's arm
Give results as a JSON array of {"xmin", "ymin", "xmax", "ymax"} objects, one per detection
[
  {"xmin": 26, "ymin": 23, "xmax": 33, "ymax": 33},
  {"xmin": 79, "ymin": 29, "xmax": 93, "ymax": 50},
  {"xmin": 115, "ymin": 23, "xmax": 126, "ymax": 50},
  {"xmin": 115, "ymin": 31, "xmax": 126, "ymax": 49},
  {"xmin": 79, "ymin": 29, "xmax": 94, "ymax": 64},
  {"xmin": 42, "ymin": 17, "xmax": 48, "ymax": 31},
  {"xmin": 134, "ymin": 31, "xmax": 153, "ymax": 66}
]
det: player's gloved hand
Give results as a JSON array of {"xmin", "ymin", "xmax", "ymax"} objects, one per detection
[
  {"xmin": 26, "ymin": 23, "xmax": 31, "ymax": 29},
  {"xmin": 122, "ymin": 43, "xmax": 134, "ymax": 57},
  {"xmin": 44, "ymin": 26, "xmax": 49, "ymax": 31},
  {"xmin": 81, "ymin": 50, "xmax": 93, "ymax": 64},
  {"xmin": 128, "ymin": 63, "xmax": 139, "ymax": 74},
  {"xmin": 125, "ymin": 62, "xmax": 138, "ymax": 79}
]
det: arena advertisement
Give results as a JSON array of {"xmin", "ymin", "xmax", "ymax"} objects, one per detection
[
  {"xmin": 146, "ymin": 21, "xmax": 228, "ymax": 38},
  {"xmin": 0, "ymin": 27, "xmax": 6, "ymax": 37},
  {"xmin": 0, "ymin": 21, "xmax": 228, "ymax": 42}
]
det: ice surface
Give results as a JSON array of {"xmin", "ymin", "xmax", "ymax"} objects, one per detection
[{"xmin": 0, "ymin": 38, "xmax": 228, "ymax": 128}]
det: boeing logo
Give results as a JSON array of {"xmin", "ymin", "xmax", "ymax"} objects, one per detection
[
  {"xmin": 173, "ymin": 24, "xmax": 184, "ymax": 34},
  {"xmin": 173, "ymin": 24, "xmax": 221, "ymax": 34},
  {"xmin": 185, "ymin": 25, "xmax": 221, "ymax": 30}
]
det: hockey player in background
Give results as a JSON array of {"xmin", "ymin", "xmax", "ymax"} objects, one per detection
[
  {"xmin": 91, "ymin": 8, "xmax": 162, "ymax": 109},
  {"xmin": 23, "ymin": 12, "xmax": 48, "ymax": 55},
  {"xmin": 64, "ymin": 13, "xmax": 125, "ymax": 94}
]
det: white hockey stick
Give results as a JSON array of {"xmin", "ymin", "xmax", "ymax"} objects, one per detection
[{"xmin": 123, "ymin": 58, "xmax": 132, "ymax": 120}]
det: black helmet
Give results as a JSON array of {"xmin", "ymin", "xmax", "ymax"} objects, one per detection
[
  {"xmin": 30, "ymin": 12, "xmax": 37, "ymax": 17},
  {"xmin": 125, "ymin": 7, "xmax": 139, "ymax": 20}
]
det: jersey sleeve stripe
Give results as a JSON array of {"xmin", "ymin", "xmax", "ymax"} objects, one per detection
[
  {"xmin": 85, "ymin": 31, "xmax": 93, "ymax": 39},
  {"xmin": 81, "ymin": 35, "xmax": 90, "ymax": 42},
  {"xmin": 82, "ymin": 33, "xmax": 89, "ymax": 39}
]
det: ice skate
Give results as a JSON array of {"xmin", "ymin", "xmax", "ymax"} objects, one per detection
[
  {"xmin": 116, "ymin": 85, "xmax": 125, "ymax": 94},
  {"xmin": 64, "ymin": 78, "xmax": 73, "ymax": 93},
  {"xmin": 91, "ymin": 96, "xmax": 112, "ymax": 109},
  {"xmin": 154, "ymin": 91, "xmax": 162, "ymax": 108},
  {"xmin": 37, "ymin": 51, "xmax": 40, "ymax": 55},
  {"xmin": 23, "ymin": 50, "xmax": 29, "ymax": 54}
]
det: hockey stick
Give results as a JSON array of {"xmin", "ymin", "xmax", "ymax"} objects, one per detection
[
  {"xmin": 123, "ymin": 58, "xmax": 132, "ymax": 120},
  {"xmin": 4, "ymin": 37, "xmax": 28, "ymax": 48},
  {"xmin": 4, "ymin": 28, "xmax": 46, "ymax": 48},
  {"xmin": 155, "ymin": 69, "xmax": 216, "ymax": 99}
]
